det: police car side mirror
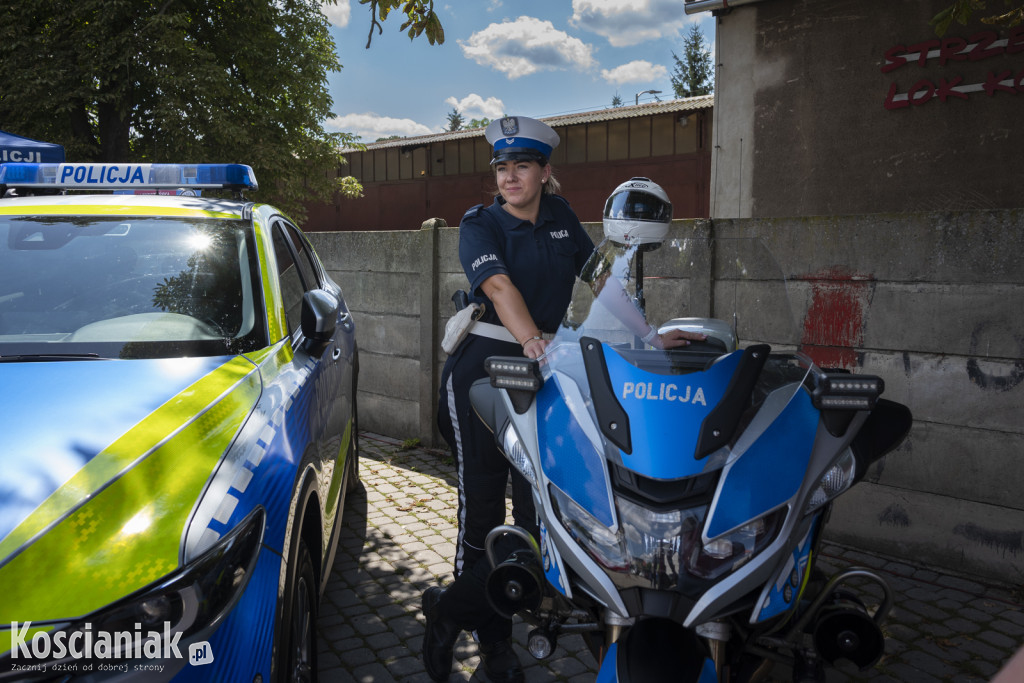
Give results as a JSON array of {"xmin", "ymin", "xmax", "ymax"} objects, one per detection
[{"xmin": 301, "ymin": 289, "xmax": 339, "ymax": 349}]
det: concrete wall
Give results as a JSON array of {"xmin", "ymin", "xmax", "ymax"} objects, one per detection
[
  {"xmin": 709, "ymin": 0, "xmax": 1023, "ymax": 218},
  {"xmin": 308, "ymin": 208, "xmax": 1024, "ymax": 584}
]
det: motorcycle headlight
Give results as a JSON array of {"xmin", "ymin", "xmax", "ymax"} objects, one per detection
[
  {"xmin": 550, "ymin": 485, "xmax": 785, "ymax": 588},
  {"xmin": 549, "ymin": 484, "xmax": 627, "ymax": 571},
  {"xmin": 502, "ymin": 425, "xmax": 538, "ymax": 488},
  {"xmin": 687, "ymin": 508, "xmax": 785, "ymax": 580},
  {"xmin": 805, "ymin": 448, "xmax": 856, "ymax": 514},
  {"xmin": 617, "ymin": 497, "xmax": 706, "ymax": 590}
]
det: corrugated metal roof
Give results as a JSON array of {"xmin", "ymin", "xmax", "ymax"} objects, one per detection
[{"xmin": 341, "ymin": 94, "xmax": 714, "ymax": 153}]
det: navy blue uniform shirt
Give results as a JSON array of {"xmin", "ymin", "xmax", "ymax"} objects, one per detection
[{"xmin": 459, "ymin": 194, "xmax": 594, "ymax": 333}]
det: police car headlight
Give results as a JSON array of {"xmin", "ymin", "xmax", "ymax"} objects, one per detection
[
  {"xmin": 501, "ymin": 425, "xmax": 538, "ymax": 489},
  {"xmin": 40, "ymin": 507, "xmax": 264, "ymax": 662}
]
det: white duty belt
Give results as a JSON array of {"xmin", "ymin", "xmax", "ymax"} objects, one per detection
[
  {"xmin": 468, "ymin": 322, "xmax": 553, "ymax": 344},
  {"xmin": 468, "ymin": 320, "xmax": 518, "ymax": 344}
]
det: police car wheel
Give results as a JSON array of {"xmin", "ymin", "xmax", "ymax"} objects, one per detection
[{"xmin": 284, "ymin": 538, "xmax": 318, "ymax": 683}]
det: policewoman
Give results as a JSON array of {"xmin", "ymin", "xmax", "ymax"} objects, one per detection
[{"xmin": 423, "ymin": 116, "xmax": 595, "ymax": 683}]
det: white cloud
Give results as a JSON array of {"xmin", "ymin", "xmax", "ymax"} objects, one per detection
[
  {"xmin": 570, "ymin": 0, "xmax": 692, "ymax": 48},
  {"xmin": 444, "ymin": 94, "xmax": 506, "ymax": 120},
  {"xmin": 600, "ymin": 60, "xmax": 667, "ymax": 86},
  {"xmin": 321, "ymin": 0, "xmax": 351, "ymax": 28},
  {"xmin": 459, "ymin": 16, "xmax": 596, "ymax": 80},
  {"xmin": 326, "ymin": 112, "xmax": 436, "ymax": 142}
]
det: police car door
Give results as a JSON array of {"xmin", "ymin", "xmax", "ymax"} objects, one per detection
[{"xmin": 269, "ymin": 221, "xmax": 352, "ymax": 494}]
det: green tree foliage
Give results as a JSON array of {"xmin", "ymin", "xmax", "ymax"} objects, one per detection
[
  {"xmin": 670, "ymin": 25, "xmax": 714, "ymax": 98},
  {"xmin": 466, "ymin": 118, "xmax": 491, "ymax": 129},
  {"xmin": 361, "ymin": 0, "xmax": 444, "ymax": 47},
  {"xmin": 446, "ymin": 108, "xmax": 464, "ymax": 132},
  {"xmin": 932, "ymin": 0, "xmax": 1023, "ymax": 35},
  {"xmin": 0, "ymin": 0, "xmax": 414, "ymax": 222},
  {"xmin": 611, "ymin": 93, "xmax": 624, "ymax": 108}
]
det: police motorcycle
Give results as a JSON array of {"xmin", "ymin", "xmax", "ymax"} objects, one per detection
[{"xmin": 468, "ymin": 179, "xmax": 913, "ymax": 682}]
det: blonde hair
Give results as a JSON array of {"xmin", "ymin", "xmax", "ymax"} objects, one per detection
[{"xmin": 543, "ymin": 165, "xmax": 561, "ymax": 195}]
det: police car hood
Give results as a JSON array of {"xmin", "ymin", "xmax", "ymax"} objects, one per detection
[{"xmin": 0, "ymin": 355, "xmax": 248, "ymax": 556}]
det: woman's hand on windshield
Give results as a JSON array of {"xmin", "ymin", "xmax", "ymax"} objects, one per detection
[
  {"xmin": 523, "ymin": 337, "xmax": 548, "ymax": 359},
  {"xmin": 652, "ymin": 329, "xmax": 707, "ymax": 350}
]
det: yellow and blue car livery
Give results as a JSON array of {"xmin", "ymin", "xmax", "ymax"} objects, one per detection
[{"xmin": 0, "ymin": 163, "xmax": 358, "ymax": 682}]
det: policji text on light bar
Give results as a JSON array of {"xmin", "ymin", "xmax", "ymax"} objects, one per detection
[{"xmin": 0, "ymin": 163, "xmax": 258, "ymax": 191}]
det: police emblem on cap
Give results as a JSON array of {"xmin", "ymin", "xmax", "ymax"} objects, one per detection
[{"xmin": 500, "ymin": 117, "xmax": 519, "ymax": 136}]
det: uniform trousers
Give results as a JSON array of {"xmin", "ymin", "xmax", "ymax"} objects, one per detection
[{"xmin": 436, "ymin": 333, "xmax": 539, "ymax": 643}]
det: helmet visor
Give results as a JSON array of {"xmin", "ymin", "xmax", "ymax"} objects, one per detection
[{"xmin": 603, "ymin": 190, "xmax": 672, "ymax": 222}]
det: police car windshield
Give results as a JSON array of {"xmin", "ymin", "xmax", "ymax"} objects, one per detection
[{"xmin": 0, "ymin": 216, "xmax": 265, "ymax": 359}]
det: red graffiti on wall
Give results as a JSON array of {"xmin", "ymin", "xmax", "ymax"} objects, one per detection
[
  {"xmin": 882, "ymin": 28, "xmax": 1024, "ymax": 73},
  {"xmin": 884, "ymin": 69, "xmax": 1024, "ymax": 108},
  {"xmin": 799, "ymin": 268, "xmax": 873, "ymax": 370},
  {"xmin": 882, "ymin": 27, "xmax": 1024, "ymax": 109}
]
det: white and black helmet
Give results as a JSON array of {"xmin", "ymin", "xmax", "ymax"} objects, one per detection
[{"xmin": 602, "ymin": 177, "xmax": 673, "ymax": 245}]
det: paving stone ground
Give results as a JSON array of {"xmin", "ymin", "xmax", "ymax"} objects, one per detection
[{"xmin": 316, "ymin": 434, "xmax": 1023, "ymax": 682}]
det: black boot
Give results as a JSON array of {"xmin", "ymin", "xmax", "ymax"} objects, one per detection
[
  {"xmin": 478, "ymin": 639, "xmax": 524, "ymax": 683},
  {"xmin": 422, "ymin": 587, "xmax": 460, "ymax": 682}
]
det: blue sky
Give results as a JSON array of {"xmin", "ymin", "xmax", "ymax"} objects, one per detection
[{"xmin": 320, "ymin": 1, "xmax": 716, "ymax": 143}]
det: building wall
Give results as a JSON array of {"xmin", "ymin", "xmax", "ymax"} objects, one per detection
[
  {"xmin": 304, "ymin": 108, "xmax": 713, "ymax": 231},
  {"xmin": 309, "ymin": 207, "xmax": 1024, "ymax": 584},
  {"xmin": 710, "ymin": 0, "xmax": 1023, "ymax": 218}
]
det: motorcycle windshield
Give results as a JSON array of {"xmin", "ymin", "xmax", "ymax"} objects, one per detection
[{"xmin": 537, "ymin": 238, "xmax": 812, "ymax": 501}]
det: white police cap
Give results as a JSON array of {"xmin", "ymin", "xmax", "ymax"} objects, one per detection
[{"xmin": 484, "ymin": 116, "xmax": 560, "ymax": 165}]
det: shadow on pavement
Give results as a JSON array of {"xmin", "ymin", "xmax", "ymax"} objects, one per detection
[{"xmin": 315, "ymin": 433, "xmax": 1022, "ymax": 683}]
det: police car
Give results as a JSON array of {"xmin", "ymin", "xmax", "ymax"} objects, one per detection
[{"xmin": 0, "ymin": 163, "xmax": 359, "ymax": 682}]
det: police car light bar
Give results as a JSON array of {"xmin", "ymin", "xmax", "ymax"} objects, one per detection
[{"xmin": 0, "ymin": 163, "xmax": 258, "ymax": 191}]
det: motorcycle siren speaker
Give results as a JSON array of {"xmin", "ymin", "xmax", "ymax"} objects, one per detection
[
  {"xmin": 813, "ymin": 591, "xmax": 885, "ymax": 670},
  {"xmin": 485, "ymin": 549, "xmax": 545, "ymax": 619}
]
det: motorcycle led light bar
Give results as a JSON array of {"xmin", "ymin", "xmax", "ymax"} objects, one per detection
[
  {"xmin": 485, "ymin": 357, "xmax": 543, "ymax": 392},
  {"xmin": 827, "ymin": 378, "xmax": 881, "ymax": 393},
  {"xmin": 0, "ymin": 162, "xmax": 258, "ymax": 191},
  {"xmin": 812, "ymin": 373, "xmax": 884, "ymax": 411}
]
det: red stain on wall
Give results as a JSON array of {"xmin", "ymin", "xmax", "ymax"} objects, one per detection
[{"xmin": 800, "ymin": 267, "xmax": 873, "ymax": 369}]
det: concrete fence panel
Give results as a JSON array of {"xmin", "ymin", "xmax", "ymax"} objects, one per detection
[{"xmin": 309, "ymin": 209, "xmax": 1024, "ymax": 583}]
